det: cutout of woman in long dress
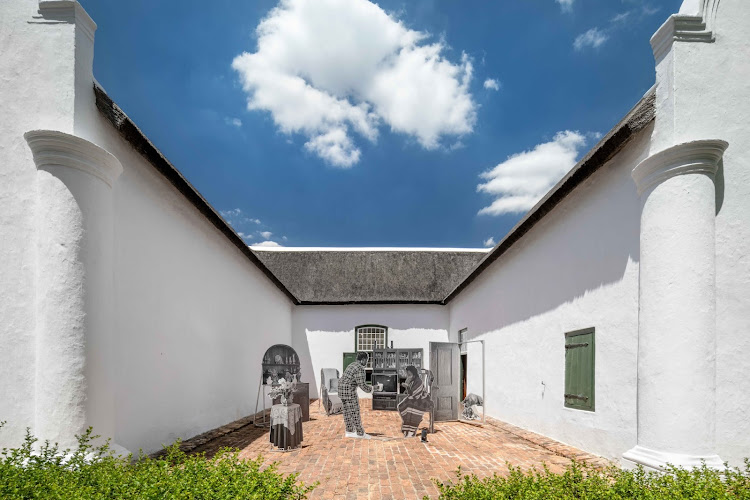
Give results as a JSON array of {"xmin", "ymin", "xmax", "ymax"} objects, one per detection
[{"xmin": 398, "ymin": 365, "xmax": 432, "ymax": 437}]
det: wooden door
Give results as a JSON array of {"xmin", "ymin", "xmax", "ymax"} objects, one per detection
[{"xmin": 430, "ymin": 342, "xmax": 460, "ymax": 421}]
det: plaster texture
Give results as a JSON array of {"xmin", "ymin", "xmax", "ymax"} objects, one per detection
[
  {"xmin": 447, "ymin": 126, "xmax": 650, "ymax": 463},
  {"xmin": 0, "ymin": 0, "xmax": 88, "ymax": 447},
  {"xmin": 625, "ymin": 0, "xmax": 750, "ymax": 468},
  {"xmin": 674, "ymin": 0, "xmax": 750, "ymax": 468},
  {"xmin": 26, "ymin": 130, "xmax": 122, "ymax": 451},
  {"xmin": 0, "ymin": 0, "xmax": 296, "ymax": 455},
  {"xmin": 625, "ymin": 140, "xmax": 726, "ymax": 469},
  {"xmin": 82, "ymin": 104, "xmax": 294, "ymax": 454},
  {"xmin": 1, "ymin": 0, "xmax": 749, "ymax": 467},
  {"xmin": 292, "ymin": 305, "xmax": 449, "ymax": 398}
]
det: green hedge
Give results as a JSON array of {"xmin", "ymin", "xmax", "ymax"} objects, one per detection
[
  {"xmin": 4, "ymin": 422, "xmax": 750, "ymax": 499},
  {"xmin": 433, "ymin": 460, "xmax": 750, "ymax": 499},
  {"xmin": 0, "ymin": 424, "xmax": 315, "ymax": 499}
]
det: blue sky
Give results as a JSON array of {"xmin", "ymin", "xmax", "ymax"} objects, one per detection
[{"xmin": 79, "ymin": 0, "xmax": 681, "ymax": 248}]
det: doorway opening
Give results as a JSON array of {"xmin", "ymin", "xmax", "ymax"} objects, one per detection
[
  {"xmin": 458, "ymin": 330, "xmax": 485, "ymax": 425},
  {"xmin": 460, "ymin": 353, "xmax": 467, "ymax": 401}
]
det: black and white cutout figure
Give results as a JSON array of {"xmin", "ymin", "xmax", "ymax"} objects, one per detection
[
  {"xmin": 339, "ymin": 351, "xmax": 382, "ymax": 439},
  {"xmin": 398, "ymin": 365, "xmax": 432, "ymax": 437}
]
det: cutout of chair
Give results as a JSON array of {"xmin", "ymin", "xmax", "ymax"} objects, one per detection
[
  {"xmin": 320, "ymin": 368, "xmax": 343, "ymax": 416},
  {"xmin": 420, "ymin": 368, "xmax": 436, "ymax": 434}
]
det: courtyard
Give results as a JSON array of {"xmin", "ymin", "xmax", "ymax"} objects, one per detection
[{"xmin": 171, "ymin": 399, "xmax": 608, "ymax": 500}]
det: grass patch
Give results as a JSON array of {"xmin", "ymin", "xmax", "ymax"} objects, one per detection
[
  {"xmin": 0, "ymin": 423, "xmax": 315, "ymax": 499},
  {"xmin": 432, "ymin": 460, "xmax": 750, "ymax": 499}
]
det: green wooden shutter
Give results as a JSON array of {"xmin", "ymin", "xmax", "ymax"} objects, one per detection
[
  {"xmin": 342, "ymin": 352, "xmax": 357, "ymax": 373},
  {"xmin": 564, "ymin": 328, "xmax": 595, "ymax": 411}
]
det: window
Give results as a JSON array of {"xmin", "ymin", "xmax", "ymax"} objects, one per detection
[
  {"xmin": 564, "ymin": 328, "xmax": 595, "ymax": 411},
  {"xmin": 355, "ymin": 325, "xmax": 387, "ymax": 370}
]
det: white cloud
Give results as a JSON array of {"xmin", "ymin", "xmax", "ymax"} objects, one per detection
[
  {"xmin": 483, "ymin": 237, "xmax": 496, "ymax": 247},
  {"xmin": 556, "ymin": 0, "xmax": 575, "ymax": 13},
  {"xmin": 304, "ymin": 128, "xmax": 360, "ymax": 167},
  {"xmin": 220, "ymin": 208, "xmax": 261, "ymax": 226},
  {"xmin": 611, "ymin": 11, "xmax": 631, "ymax": 24},
  {"xmin": 483, "ymin": 78, "xmax": 500, "ymax": 91},
  {"xmin": 221, "ymin": 208, "xmax": 279, "ymax": 244},
  {"xmin": 477, "ymin": 130, "xmax": 588, "ymax": 216},
  {"xmin": 612, "ymin": 4, "xmax": 659, "ymax": 25},
  {"xmin": 253, "ymin": 240, "xmax": 283, "ymax": 247},
  {"xmin": 574, "ymin": 28, "xmax": 609, "ymax": 51},
  {"xmin": 224, "ymin": 117, "xmax": 243, "ymax": 128},
  {"xmin": 232, "ymin": 0, "xmax": 476, "ymax": 167}
]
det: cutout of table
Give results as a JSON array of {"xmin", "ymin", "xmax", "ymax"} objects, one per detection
[{"xmin": 269, "ymin": 403, "xmax": 303, "ymax": 450}]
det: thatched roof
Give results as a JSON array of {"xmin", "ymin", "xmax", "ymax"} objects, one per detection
[{"xmin": 251, "ymin": 249, "xmax": 488, "ymax": 304}]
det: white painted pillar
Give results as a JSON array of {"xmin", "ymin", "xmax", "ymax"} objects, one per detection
[
  {"xmin": 25, "ymin": 130, "xmax": 126, "ymax": 454},
  {"xmin": 624, "ymin": 139, "xmax": 727, "ymax": 470}
]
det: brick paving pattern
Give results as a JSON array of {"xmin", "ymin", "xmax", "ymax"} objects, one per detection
[{"xmin": 174, "ymin": 400, "xmax": 608, "ymax": 500}]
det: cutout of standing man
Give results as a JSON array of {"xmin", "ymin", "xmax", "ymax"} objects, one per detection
[{"xmin": 339, "ymin": 351, "xmax": 382, "ymax": 439}]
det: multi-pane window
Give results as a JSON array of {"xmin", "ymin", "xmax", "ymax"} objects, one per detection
[
  {"xmin": 459, "ymin": 328, "xmax": 468, "ymax": 354},
  {"xmin": 564, "ymin": 327, "xmax": 595, "ymax": 411},
  {"xmin": 355, "ymin": 325, "xmax": 387, "ymax": 369}
]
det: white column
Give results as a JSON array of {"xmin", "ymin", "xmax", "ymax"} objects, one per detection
[
  {"xmin": 624, "ymin": 139, "xmax": 727, "ymax": 470},
  {"xmin": 25, "ymin": 130, "xmax": 127, "ymax": 454}
]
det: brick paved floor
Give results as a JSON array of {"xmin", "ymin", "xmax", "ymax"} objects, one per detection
[{"xmin": 184, "ymin": 400, "xmax": 607, "ymax": 500}]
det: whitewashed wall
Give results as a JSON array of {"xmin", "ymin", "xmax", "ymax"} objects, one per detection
[
  {"xmin": 448, "ymin": 126, "xmax": 651, "ymax": 463},
  {"xmin": 96, "ymin": 124, "xmax": 292, "ymax": 453},
  {"xmin": 0, "ymin": 0, "xmax": 295, "ymax": 454},
  {"xmin": 0, "ymin": 0, "xmax": 81, "ymax": 449},
  {"xmin": 650, "ymin": 0, "xmax": 750, "ymax": 466},
  {"xmin": 292, "ymin": 305, "xmax": 449, "ymax": 399}
]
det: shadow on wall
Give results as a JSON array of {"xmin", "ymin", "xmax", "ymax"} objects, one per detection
[{"xmin": 456, "ymin": 129, "xmax": 651, "ymax": 336}]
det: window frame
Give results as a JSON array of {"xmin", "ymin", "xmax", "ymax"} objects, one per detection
[
  {"xmin": 564, "ymin": 327, "xmax": 595, "ymax": 412},
  {"xmin": 354, "ymin": 325, "xmax": 388, "ymax": 372}
]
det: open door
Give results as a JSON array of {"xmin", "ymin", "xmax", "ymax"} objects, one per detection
[{"xmin": 430, "ymin": 342, "xmax": 460, "ymax": 421}]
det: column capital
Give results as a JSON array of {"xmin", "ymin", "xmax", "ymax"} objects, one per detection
[
  {"xmin": 25, "ymin": 130, "xmax": 122, "ymax": 188},
  {"xmin": 632, "ymin": 139, "xmax": 727, "ymax": 195}
]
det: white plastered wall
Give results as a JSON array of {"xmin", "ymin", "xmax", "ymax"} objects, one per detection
[
  {"xmin": 448, "ymin": 125, "xmax": 651, "ymax": 463},
  {"xmin": 98, "ymin": 123, "xmax": 293, "ymax": 453},
  {"xmin": 0, "ymin": 0, "xmax": 295, "ymax": 454},
  {"xmin": 0, "ymin": 0, "xmax": 78, "ymax": 448},
  {"xmin": 292, "ymin": 305, "xmax": 449, "ymax": 399},
  {"xmin": 655, "ymin": 0, "xmax": 750, "ymax": 466}
]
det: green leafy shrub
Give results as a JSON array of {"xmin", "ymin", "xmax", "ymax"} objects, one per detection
[
  {"xmin": 0, "ymin": 423, "xmax": 315, "ymax": 499},
  {"xmin": 432, "ymin": 459, "xmax": 750, "ymax": 500}
]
